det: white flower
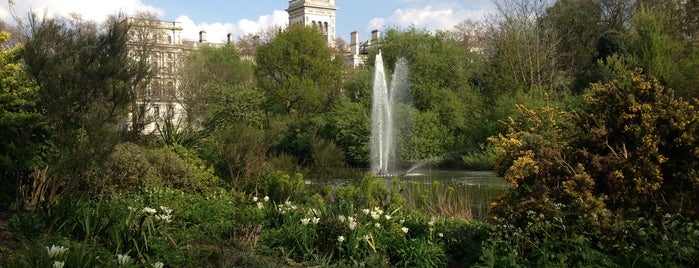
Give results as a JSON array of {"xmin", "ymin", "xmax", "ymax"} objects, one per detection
[
  {"xmin": 362, "ymin": 208, "xmax": 370, "ymax": 215},
  {"xmin": 264, "ymin": 196, "xmax": 269, "ymax": 202},
  {"xmin": 116, "ymin": 254, "xmax": 132, "ymax": 266},
  {"xmin": 46, "ymin": 245, "xmax": 68, "ymax": 258},
  {"xmin": 438, "ymin": 232, "xmax": 444, "ymax": 238},
  {"xmin": 312, "ymin": 217, "xmax": 320, "ymax": 225},
  {"xmin": 401, "ymin": 227, "xmax": 409, "ymax": 234},
  {"xmin": 349, "ymin": 221, "xmax": 357, "ymax": 230},
  {"xmin": 252, "ymin": 196, "xmax": 259, "ymax": 202},
  {"xmin": 370, "ymin": 211, "xmax": 380, "ymax": 220},
  {"xmin": 338, "ymin": 215, "xmax": 346, "ymax": 222},
  {"xmin": 159, "ymin": 206, "xmax": 173, "ymax": 214},
  {"xmin": 152, "ymin": 262, "xmax": 165, "ymax": 268},
  {"xmin": 428, "ymin": 217, "xmax": 436, "ymax": 226},
  {"xmin": 256, "ymin": 202, "xmax": 264, "ymax": 209},
  {"xmin": 142, "ymin": 207, "xmax": 157, "ymax": 214},
  {"xmin": 399, "ymin": 219, "xmax": 405, "ymax": 224},
  {"xmin": 155, "ymin": 214, "xmax": 173, "ymax": 223},
  {"xmin": 372, "ymin": 207, "xmax": 383, "ymax": 215},
  {"xmin": 337, "ymin": 235, "xmax": 345, "ymax": 243},
  {"xmin": 375, "ymin": 222, "xmax": 381, "ymax": 228},
  {"xmin": 301, "ymin": 218, "xmax": 311, "ymax": 225},
  {"xmin": 52, "ymin": 261, "xmax": 65, "ymax": 268},
  {"xmin": 363, "ymin": 234, "xmax": 371, "ymax": 241},
  {"xmin": 384, "ymin": 215, "xmax": 392, "ymax": 220}
]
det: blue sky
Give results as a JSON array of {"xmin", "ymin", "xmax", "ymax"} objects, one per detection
[{"xmin": 1, "ymin": 0, "xmax": 495, "ymax": 43}]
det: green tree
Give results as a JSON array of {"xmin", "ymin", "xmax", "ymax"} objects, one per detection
[
  {"xmin": 20, "ymin": 14, "xmax": 151, "ymax": 192},
  {"xmin": 254, "ymin": 24, "xmax": 342, "ymax": 116},
  {"xmin": 543, "ymin": 0, "xmax": 604, "ymax": 92},
  {"xmin": 178, "ymin": 45, "xmax": 259, "ymax": 129},
  {"xmin": 0, "ymin": 31, "xmax": 47, "ymax": 207},
  {"xmin": 372, "ymin": 27, "xmax": 490, "ymax": 165},
  {"xmin": 484, "ymin": 0, "xmax": 564, "ymax": 93}
]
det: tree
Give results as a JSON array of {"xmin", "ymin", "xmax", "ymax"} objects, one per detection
[
  {"xmin": 178, "ymin": 45, "xmax": 258, "ymax": 129},
  {"xmin": 254, "ymin": 24, "xmax": 342, "ymax": 116},
  {"xmin": 375, "ymin": 27, "xmax": 492, "ymax": 165},
  {"xmin": 20, "ymin": 13, "xmax": 151, "ymax": 191},
  {"xmin": 484, "ymin": 0, "xmax": 563, "ymax": 93},
  {"xmin": 0, "ymin": 31, "xmax": 46, "ymax": 207},
  {"xmin": 448, "ymin": 19, "xmax": 487, "ymax": 50},
  {"xmin": 543, "ymin": 0, "xmax": 604, "ymax": 92}
]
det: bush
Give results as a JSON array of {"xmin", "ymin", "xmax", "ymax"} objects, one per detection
[{"xmin": 93, "ymin": 143, "xmax": 223, "ymax": 196}]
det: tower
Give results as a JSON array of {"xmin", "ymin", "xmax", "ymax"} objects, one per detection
[{"xmin": 286, "ymin": 0, "xmax": 337, "ymax": 46}]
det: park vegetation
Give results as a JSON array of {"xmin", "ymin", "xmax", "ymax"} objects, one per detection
[{"xmin": 1, "ymin": 0, "xmax": 698, "ymax": 267}]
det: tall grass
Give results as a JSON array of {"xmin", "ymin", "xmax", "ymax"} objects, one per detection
[{"xmin": 397, "ymin": 179, "xmax": 505, "ymax": 220}]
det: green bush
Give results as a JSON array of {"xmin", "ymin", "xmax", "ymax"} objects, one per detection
[
  {"xmin": 93, "ymin": 143, "xmax": 223, "ymax": 196},
  {"xmin": 392, "ymin": 238, "xmax": 446, "ymax": 268}
]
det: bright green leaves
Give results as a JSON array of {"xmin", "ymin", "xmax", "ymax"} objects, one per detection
[{"xmin": 255, "ymin": 25, "xmax": 342, "ymax": 116}]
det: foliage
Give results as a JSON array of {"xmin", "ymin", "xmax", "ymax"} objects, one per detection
[
  {"xmin": 574, "ymin": 69, "xmax": 699, "ymax": 219},
  {"xmin": 178, "ymin": 45, "xmax": 259, "ymax": 129},
  {"xmin": 255, "ymin": 24, "xmax": 342, "ymax": 116},
  {"xmin": 0, "ymin": 31, "xmax": 47, "ymax": 208},
  {"xmin": 486, "ymin": 68, "xmax": 699, "ymax": 266},
  {"xmin": 19, "ymin": 13, "xmax": 151, "ymax": 196},
  {"xmin": 93, "ymin": 142, "xmax": 222, "ymax": 195},
  {"xmin": 318, "ymin": 99, "xmax": 371, "ymax": 166}
]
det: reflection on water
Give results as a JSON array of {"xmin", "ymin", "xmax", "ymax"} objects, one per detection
[{"xmin": 397, "ymin": 169, "xmax": 509, "ymax": 221}]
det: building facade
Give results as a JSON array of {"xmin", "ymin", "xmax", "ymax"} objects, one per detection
[
  {"xmin": 125, "ymin": 18, "xmax": 226, "ymax": 134},
  {"xmin": 286, "ymin": 0, "xmax": 338, "ymax": 46}
]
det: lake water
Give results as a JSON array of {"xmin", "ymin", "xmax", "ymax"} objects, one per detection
[{"xmin": 396, "ymin": 169, "xmax": 509, "ymax": 220}]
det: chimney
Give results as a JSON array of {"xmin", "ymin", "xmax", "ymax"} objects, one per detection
[
  {"xmin": 350, "ymin": 31, "xmax": 359, "ymax": 55},
  {"xmin": 371, "ymin": 30, "xmax": 380, "ymax": 44},
  {"xmin": 199, "ymin": 30, "xmax": 207, "ymax": 43},
  {"xmin": 253, "ymin": 35, "xmax": 260, "ymax": 46},
  {"xmin": 227, "ymin": 33, "xmax": 232, "ymax": 45}
]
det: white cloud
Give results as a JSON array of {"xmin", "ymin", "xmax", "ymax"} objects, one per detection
[
  {"xmin": 176, "ymin": 10, "xmax": 287, "ymax": 43},
  {"xmin": 369, "ymin": 5, "xmax": 489, "ymax": 32},
  {"xmin": 0, "ymin": 0, "xmax": 162, "ymax": 24}
]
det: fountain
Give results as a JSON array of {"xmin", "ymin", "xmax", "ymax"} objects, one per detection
[{"xmin": 370, "ymin": 51, "xmax": 410, "ymax": 176}]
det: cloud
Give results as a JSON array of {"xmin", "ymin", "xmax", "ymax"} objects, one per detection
[
  {"xmin": 367, "ymin": 4, "xmax": 492, "ymax": 32},
  {"xmin": 371, "ymin": 6, "xmax": 488, "ymax": 32},
  {"xmin": 0, "ymin": 0, "xmax": 162, "ymax": 24},
  {"xmin": 176, "ymin": 10, "xmax": 287, "ymax": 43}
]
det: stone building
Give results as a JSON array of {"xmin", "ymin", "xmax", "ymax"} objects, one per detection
[
  {"xmin": 286, "ymin": 0, "xmax": 337, "ymax": 46},
  {"xmin": 125, "ymin": 18, "xmax": 226, "ymax": 134},
  {"xmin": 286, "ymin": 0, "xmax": 379, "ymax": 68}
]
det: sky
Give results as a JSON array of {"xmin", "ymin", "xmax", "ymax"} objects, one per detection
[{"xmin": 0, "ymin": 0, "xmax": 496, "ymax": 43}]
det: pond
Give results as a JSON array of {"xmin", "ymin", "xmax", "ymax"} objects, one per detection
[{"xmin": 394, "ymin": 169, "xmax": 509, "ymax": 220}]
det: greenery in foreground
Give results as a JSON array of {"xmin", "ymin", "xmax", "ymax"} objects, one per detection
[{"xmin": 2, "ymin": 0, "xmax": 699, "ymax": 267}]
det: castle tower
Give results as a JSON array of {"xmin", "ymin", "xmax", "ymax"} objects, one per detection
[{"xmin": 286, "ymin": 0, "xmax": 337, "ymax": 46}]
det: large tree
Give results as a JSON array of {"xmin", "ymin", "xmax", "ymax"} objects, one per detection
[
  {"xmin": 178, "ymin": 45, "xmax": 258, "ymax": 129},
  {"xmin": 0, "ymin": 31, "xmax": 46, "ymax": 207},
  {"xmin": 20, "ymin": 13, "xmax": 151, "ymax": 191},
  {"xmin": 254, "ymin": 24, "xmax": 342, "ymax": 116},
  {"xmin": 368, "ymin": 27, "xmax": 490, "ymax": 164},
  {"xmin": 484, "ymin": 0, "xmax": 563, "ymax": 93}
]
